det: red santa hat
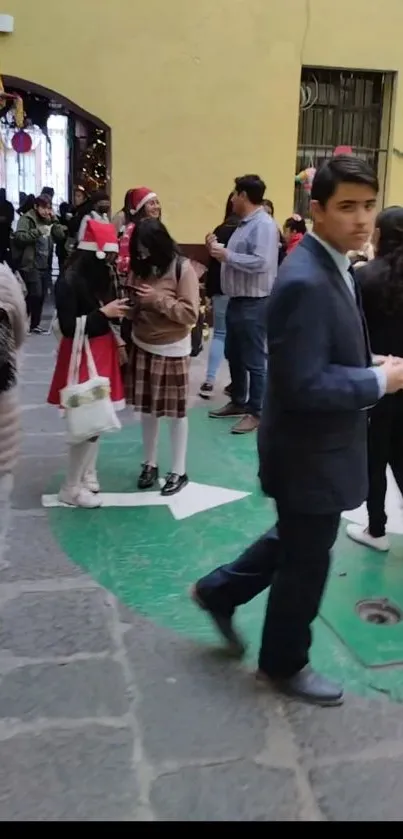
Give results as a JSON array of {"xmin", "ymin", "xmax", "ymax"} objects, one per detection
[
  {"xmin": 129, "ymin": 187, "xmax": 157, "ymax": 215},
  {"xmin": 77, "ymin": 218, "xmax": 119, "ymax": 260}
]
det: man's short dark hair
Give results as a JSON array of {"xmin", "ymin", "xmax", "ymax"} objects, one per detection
[
  {"xmin": 34, "ymin": 195, "xmax": 52, "ymax": 208},
  {"xmin": 311, "ymin": 156, "xmax": 379, "ymax": 206},
  {"xmin": 234, "ymin": 174, "xmax": 266, "ymax": 205}
]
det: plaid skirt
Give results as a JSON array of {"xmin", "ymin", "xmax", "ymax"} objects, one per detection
[{"xmin": 125, "ymin": 344, "xmax": 190, "ymax": 418}]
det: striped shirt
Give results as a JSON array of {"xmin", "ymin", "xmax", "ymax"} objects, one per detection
[{"xmin": 221, "ymin": 208, "xmax": 278, "ymax": 298}]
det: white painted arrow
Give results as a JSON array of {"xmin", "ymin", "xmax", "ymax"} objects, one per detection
[
  {"xmin": 41, "ymin": 480, "xmax": 251, "ymax": 521},
  {"xmin": 342, "ymin": 466, "xmax": 403, "ymax": 535}
]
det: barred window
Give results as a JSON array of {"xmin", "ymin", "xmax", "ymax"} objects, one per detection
[{"xmin": 295, "ymin": 68, "xmax": 394, "ymax": 217}]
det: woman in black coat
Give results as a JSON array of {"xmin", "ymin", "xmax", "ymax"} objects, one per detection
[{"xmin": 347, "ymin": 205, "xmax": 403, "ymax": 552}]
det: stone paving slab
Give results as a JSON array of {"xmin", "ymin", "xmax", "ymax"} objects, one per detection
[
  {"xmin": 0, "ymin": 726, "xmax": 137, "ymax": 821},
  {"xmin": 0, "ymin": 515, "xmax": 85, "ymax": 582},
  {"xmin": 0, "ymin": 326, "xmax": 403, "ymax": 820},
  {"xmin": 150, "ymin": 762, "xmax": 301, "ymax": 821}
]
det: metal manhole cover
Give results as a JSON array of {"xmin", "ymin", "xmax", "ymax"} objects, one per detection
[{"xmin": 356, "ymin": 598, "xmax": 403, "ymax": 625}]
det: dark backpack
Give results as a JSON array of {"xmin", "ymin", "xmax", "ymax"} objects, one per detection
[{"xmin": 175, "ymin": 256, "xmax": 204, "ymax": 358}]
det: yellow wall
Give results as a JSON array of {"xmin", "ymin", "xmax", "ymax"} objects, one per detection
[{"xmin": 2, "ymin": 0, "xmax": 403, "ymax": 240}]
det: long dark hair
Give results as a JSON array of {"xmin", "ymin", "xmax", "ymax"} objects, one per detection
[
  {"xmin": 375, "ymin": 206, "xmax": 403, "ymax": 314},
  {"xmin": 123, "ymin": 190, "xmax": 134, "ymax": 225},
  {"xmin": 223, "ymin": 192, "xmax": 235, "ymax": 221},
  {"xmin": 130, "ymin": 218, "xmax": 177, "ymax": 279},
  {"xmin": 64, "ymin": 250, "xmax": 116, "ymax": 299}
]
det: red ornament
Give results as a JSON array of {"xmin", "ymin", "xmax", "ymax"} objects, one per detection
[{"xmin": 11, "ymin": 130, "xmax": 32, "ymax": 154}]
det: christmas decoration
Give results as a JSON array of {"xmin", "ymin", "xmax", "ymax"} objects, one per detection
[
  {"xmin": 80, "ymin": 128, "xmax": 107, "ymax": 193},
  {"xmin": 11, "ymin": 129, "xmax": 32, "ymax": 154},
  {"xmin": 295, "ymin": 165, "xmax": 316, "ymax": 195},
  {"xmin": 0, "ymin": 75, "xmax": 25, "ymax": 128},
  {"xmin": 295, "ymin": 147, "xmax": 353, "ymax": 197}
]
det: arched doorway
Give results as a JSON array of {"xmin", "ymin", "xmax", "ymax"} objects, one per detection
[{"xmin": 0, "ymin": 76, "xmax": 111, "ymax": 210}]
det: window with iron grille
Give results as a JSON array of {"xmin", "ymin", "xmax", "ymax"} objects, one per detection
[{"xmin": 295, "ymin": 67, "xmax": 394, "ymax": 217}]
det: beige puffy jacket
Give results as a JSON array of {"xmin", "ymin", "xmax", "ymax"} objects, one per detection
[{"xmin": 0, "ymin": 263, "xmax": 27, "ymax": 475}]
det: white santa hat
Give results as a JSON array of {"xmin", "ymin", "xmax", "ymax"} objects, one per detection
[
  {"xmin": 77, "ymin": 218, "xmax": 119, "ymax": 260},
  {"xmin": 129, "ymin": 186, "xmax": 157, "ymax": 215}
]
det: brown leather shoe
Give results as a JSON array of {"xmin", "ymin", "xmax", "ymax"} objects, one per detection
[
  {"xmin": 231, "ymin": 414, "xmax": 260, "ymax": 434},
  {"xmin": 208, "ymin": 402, "xmax": 246, "ymax": 419}
]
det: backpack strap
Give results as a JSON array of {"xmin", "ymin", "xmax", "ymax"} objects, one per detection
[{"xmin": 175, "ymin": 255, "xmax": 185, "ymax": 282}]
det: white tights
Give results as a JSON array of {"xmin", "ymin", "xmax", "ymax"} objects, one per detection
[
  {"xmin": 64, "ymin": 438, "xmax": 99, "ymax": 489},
  {"xmin": 141, "ymin": 414, "xmax": 188, "ymax": 476}
]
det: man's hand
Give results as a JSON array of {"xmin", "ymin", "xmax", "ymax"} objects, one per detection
[
  {"xmin": 372, "ymin": 354, "xmax": 388, "ymax": 366},
  {"xmin": 135, "ymin": 284, "xmax": 160, "ymax": 304},
  {"xmin": 382, "ymin": 355, "xmax": 403, "ymax": 393},
  {"xmin": 209, "ymin": 243, "xmax": 228, "ymax": 262}
]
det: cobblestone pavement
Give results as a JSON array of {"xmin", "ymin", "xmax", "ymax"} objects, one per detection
[{"xmin": 1, "ymin": 311, "xmax": 403, "ymax": 821}]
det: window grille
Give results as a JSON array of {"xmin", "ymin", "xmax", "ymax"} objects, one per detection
[{"xmin": 295, "ymin": 67, "xmax": 394, "ymax": 216}]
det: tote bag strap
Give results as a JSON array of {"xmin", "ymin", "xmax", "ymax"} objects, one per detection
[
  {"xmin": 67, "ymin": 315, "xmax": 101, "ymax": 384},
  {"xmin": 67, "ymin": 316, "xmax": 85, "ymax": 386},
  {"xmin": 83, "ymin": 334, "xmax": 99, "ymax": 379}
]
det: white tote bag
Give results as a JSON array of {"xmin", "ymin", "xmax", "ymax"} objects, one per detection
[{"xmin": 60, "ymin": 315, "xmax": 121, "ymax": 443}]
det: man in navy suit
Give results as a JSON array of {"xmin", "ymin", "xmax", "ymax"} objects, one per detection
[{"xmin": 191, "ymin": 156, "xmax": 403, "ymax": 706}]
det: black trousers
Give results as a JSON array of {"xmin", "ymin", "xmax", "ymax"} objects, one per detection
[
  {"xmin": 367, "ymin": 393, "xmax": 403, "ymax": 537},
  {"xmin": 197, "ymin": 505, "xmax": 340, "ymax": 678}
]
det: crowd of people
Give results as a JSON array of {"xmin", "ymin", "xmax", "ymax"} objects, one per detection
[{"xmin": 2, "ymin": 154, "xmax": 403, "ymax": 706}]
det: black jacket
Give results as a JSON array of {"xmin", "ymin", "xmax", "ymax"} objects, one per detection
[
  {"xmin": 357, "ymin": 257, "xmax": 403, "ymax": 358},
  {"xmin": 205, "ymin": 215, "xmax": 238, "ymax": 298},
  {"xmin": 258, "ymin": 234, "xmax": 379, "ymax": 514},
  {"xmin": 55, "ymin": 258, "xmax": 117, "ymax": 339}
]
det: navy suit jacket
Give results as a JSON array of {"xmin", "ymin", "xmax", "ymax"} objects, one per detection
[{"xmin": 257, "ymin": 234, "xmax": 380, "ymax": 515}]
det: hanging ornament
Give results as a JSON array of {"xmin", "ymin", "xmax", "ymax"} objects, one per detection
[
  {"xmin": 0, "ymin": 73, "xmax": 5, "ymax": 112},
  {"xmin": 11, "ymin": 129, "xmax": 32, "ymax": 154},
  {"xmin": 13, "ymin": 95, "xmax": 24, "ymax": 128},
  {"xmin": 295, "ymin": 166, "xmax": 316, "ymax": 195}
]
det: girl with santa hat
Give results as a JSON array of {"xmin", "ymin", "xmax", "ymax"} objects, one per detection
[
  {"xmin": 115, "ymin": 187, "xmax": 161, "ymax": 284},
  {"xmin": 47, "ymin": 218, "xmax": 129, "ymax": 508}
]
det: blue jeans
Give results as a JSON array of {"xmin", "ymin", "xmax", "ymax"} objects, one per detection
[
  {"xmin": 225, "ymin": 297, "xmax": 268, "ymax": 417},
  {"xmin": 206, "ymin": 294, "xmax": 228, "ymax": 383}
]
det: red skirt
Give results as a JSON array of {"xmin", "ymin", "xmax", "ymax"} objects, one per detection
[{"xmin": 47, "ymin": 332, "xmax": 125, "ymax": 410}]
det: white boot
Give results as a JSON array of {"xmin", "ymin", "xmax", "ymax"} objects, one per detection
[
  {"xmin": 58, "ymin": 441, "xmax": 102, "ymax": 508},
  {"xmin": 82, "ymin": 439, "xmax": 100, "ymax": 493}
]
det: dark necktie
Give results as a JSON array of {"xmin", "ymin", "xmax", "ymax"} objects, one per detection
[{"xmin": 348, "ymin": 265, "xmax": 372, "ymax": 366}]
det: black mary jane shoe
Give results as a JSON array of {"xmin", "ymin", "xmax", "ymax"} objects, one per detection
[
  {"xmin": 161, "ymin": 472, "xmax": 189, "ymax": 496},
  {"xmin": 137, "ymin": 464, "xmax": 159, "ymax": 490}
]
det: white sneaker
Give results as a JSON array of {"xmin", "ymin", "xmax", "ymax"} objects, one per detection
[
  {"xmin": 58, "ymin": 486, "xmax": 102, "ymax": 509},
  {"xmin": 346, "ymin": 523, "xmax": 390, "ymax": 552},
  {"xmin": 83, "ymin": 471, "xmax": 100, "ymax": 494}
]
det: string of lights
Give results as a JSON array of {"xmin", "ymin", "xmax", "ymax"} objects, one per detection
[{"xmin": 79, "ymin": 128, "xmax": 107, "ymax": 192}]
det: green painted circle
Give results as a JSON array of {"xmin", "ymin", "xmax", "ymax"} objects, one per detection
[{"xmin": 47, "ymin": 407, "xmax": 403, "ymax": 703}]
